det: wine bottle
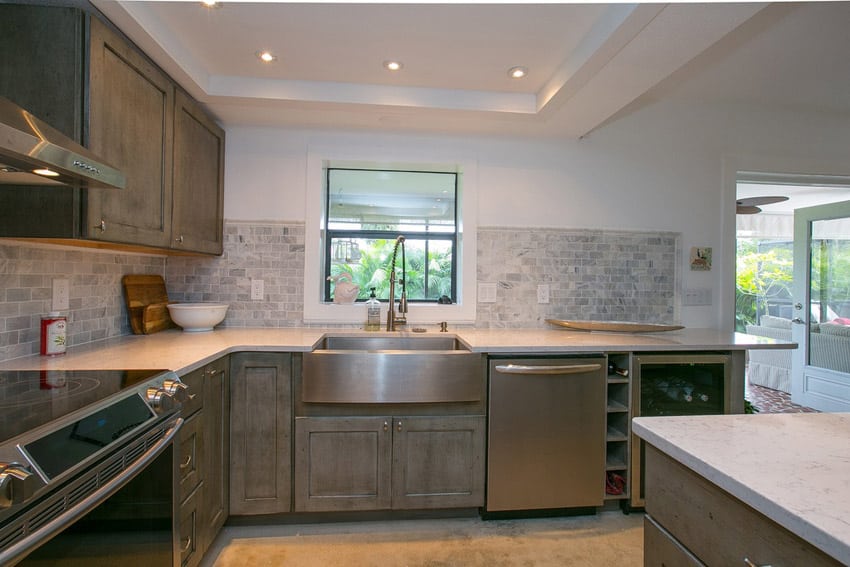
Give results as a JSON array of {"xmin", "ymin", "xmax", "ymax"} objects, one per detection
[{"xmin": 607, "ymin": 362, "xmax": 629, "ymax": 377}]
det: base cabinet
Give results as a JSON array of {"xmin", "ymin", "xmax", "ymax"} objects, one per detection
[
  {"xmin": 230, "ymin": 353, "xmax": 292, "ymax": 515},
  {"xmin": 177, "ymin": 356, "xmax": 228, "ymax": 567},
  {"xmin": 644, "ymin": 444, "xmax": 842, "ymax": 567},
  {"xmin": 294, "ymin": 415, "xmax": 485, "ymax": 512}
]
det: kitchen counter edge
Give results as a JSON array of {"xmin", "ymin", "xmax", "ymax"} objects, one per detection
[
  {"xmin": 633, "ymin": 413, "xmax": 850, "ymax": 565},
  {"xmin": 0, "ymin": 327, "xmax": 794, "ymax": 375}
]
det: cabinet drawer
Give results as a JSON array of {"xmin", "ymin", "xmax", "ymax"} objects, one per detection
[
  {"xmin": 644, "ymin": 444, "xmax": 842, "ymax": 567},
  {"xmin": 644, "ymin": 514, "xmax": 705, "ymax": 567},
  {"xmin": 179, "ymin": 412, "xmax": 204, "ymax": 502},
  {"xmin": 180, "ymin": 367, "xmax": 206, "ymax": 417},
  {"xmin": 179, "ymin": 485, "xmax": 202, "ymax": 567}
]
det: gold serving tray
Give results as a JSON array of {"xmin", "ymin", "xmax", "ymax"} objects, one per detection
[{"xmin": 545, "ymin": 319, "xmax": 684, "ymax": 333}]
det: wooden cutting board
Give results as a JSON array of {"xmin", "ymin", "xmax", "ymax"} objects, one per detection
[{"xmin": 122, "ymin": 274, "xmax": 175, "ymax": 334}]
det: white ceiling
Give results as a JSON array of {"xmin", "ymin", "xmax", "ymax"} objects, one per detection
[{"xmin": 91, "ymin": 1, "xmax": 850, "ymax": 139}]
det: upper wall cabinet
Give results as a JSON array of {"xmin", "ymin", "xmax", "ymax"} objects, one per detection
[
  {"xmin": 0, "ymin": 5, "xmax": 225, "ymax": 255},
  {"xmin": 172, "ymin": 91, "xmax": 225, "ymax": 255}
]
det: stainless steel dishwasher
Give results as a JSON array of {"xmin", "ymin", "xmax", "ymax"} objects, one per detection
[{"xmin": 486, "ymin": 356, "xmax": 606, "ymax": 513}]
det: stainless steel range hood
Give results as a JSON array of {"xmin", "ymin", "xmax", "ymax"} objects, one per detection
[{"xmin": 0, "ymin": 96, "xmax": 125, "ymax": 189}]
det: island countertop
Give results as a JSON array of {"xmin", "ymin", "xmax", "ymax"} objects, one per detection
[
  {"xmin": 0, "ymin": 327, "xmax": 793, "ymax": 375},
  {"xmin": 633, "ymin": 412, "xmax": 850, "ymax": 565}
]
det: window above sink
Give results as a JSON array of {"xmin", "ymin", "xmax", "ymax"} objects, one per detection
[{"xmin": 303, "ymin": 149, "xmax": 478, "ymax": 325}]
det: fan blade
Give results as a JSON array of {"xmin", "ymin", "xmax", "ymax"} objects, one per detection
[
  {"xmin": 736, "ymin": 196, "xmax": 789, "ymax": 207},
  {"xmin": 737, "ymin": 205, "xmax": 762, "ymax": 214}
]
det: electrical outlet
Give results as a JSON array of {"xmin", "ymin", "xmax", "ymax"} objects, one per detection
[
  {"xmin": 537, "ymin": 284, "xmax": 550, "ymax": 304},
  {"xmin": 250, "ymin": 279, "xmax": 264, "ymax": 301},
  {"xmin": 52, "ymin": 278, "xmax": 70, "ymax": 311},
  {"xmin": 683, "ymin": 287, "xmax": 712, "ymax": 306},
  {"xmin": 478, "ymin": 282, "xmax": 497, "ymax": 303}
]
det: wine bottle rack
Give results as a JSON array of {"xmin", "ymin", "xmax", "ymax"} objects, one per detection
[{"xmin": 604, "ymin": 353, "xmax": 631, "ymax": 501}]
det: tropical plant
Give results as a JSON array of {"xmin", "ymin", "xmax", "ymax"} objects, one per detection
[{"xmin": 735, "ymin": 240, "xmax": 793, "ymax": 331}]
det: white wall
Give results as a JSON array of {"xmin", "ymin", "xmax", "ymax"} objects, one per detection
[{"xmin": 222, "ymin": 97, "xmax": 850, "ymax": 330}]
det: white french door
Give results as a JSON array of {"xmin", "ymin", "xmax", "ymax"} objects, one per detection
[{"xmin": 791, "ymin": 199, "xmax": 850, "ymax": 411}]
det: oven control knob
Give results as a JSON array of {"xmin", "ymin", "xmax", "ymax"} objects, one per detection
[
  {"xmin": 0, "ymin": 463, "xmax": 35, "ymax": 509},
  {"xmin": 162, "ymin": 379, "xmax": 189, "ymax": 403},
  {"xmin": 145, "ymin": 387, "xmax": 176, "ymax": 413}
]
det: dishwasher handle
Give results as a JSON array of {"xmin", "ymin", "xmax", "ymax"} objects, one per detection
[{"xmin": 494, "ymin": 363, "xmax": 602, "ymax": 375}]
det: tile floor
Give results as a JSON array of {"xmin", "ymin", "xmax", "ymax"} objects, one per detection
[{"xmin": 745, "ymin": 380, "xmax": 818, "ymax": 414}]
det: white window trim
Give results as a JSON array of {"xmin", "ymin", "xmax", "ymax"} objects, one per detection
[{"xmin": 303, "ymin": 146, "xmax": 478, "ymax": 325}]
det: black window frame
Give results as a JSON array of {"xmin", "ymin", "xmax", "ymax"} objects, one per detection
[{"xmin": 322, "ymin": 167, "xmax": 459, "ymax": 303}]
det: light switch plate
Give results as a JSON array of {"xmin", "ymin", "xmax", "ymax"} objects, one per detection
[
  {"xmin": 537, "ymin": 284, "xmax": 550, "ymax": 304},
  {"xmin": 250, "ymin": 279, "xmax": 264, "ymax": 301},
  {"xmin": 478, "ymin": 282, "xmax": 497, "ymax": 303},
  {"xmin": 52, "ymin": 278, "xmax": 70, "ymax": 311}
]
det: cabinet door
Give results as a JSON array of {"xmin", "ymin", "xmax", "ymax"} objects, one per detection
[
  {"xmin": 294, "ymin": 416, "xmax": 392, "ymax": 512},
  {"xmin": 0, "ymin": 5, "xmax": 83, "ymax": 238},
  {"xmin": 201, "ymin": 357, "xmax": 229, "ymax": 546},
  {"xmin": 392, "ymin": 415, "xmax": 485, "ymax": 509},
  {"xmin": 87, "ymin": 16, "xmax": 174, "ymax": 248},
  {"xmin": 230, "ymin": 353, "xmax": 292, "ymax": 515},
  {"xmin": 172, "ymin": 90, "xmax": 225, "ymax": 254}
]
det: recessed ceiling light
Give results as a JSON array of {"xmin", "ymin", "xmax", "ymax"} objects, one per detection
[
  {"xmin": 33, "ymin": 168, "xmax": 59, "ymax": 177},
  {"xmin": 257, "ymin": 50, "xmax": 277, "ymax": 63},
  {"xmin": 200, "ymin": 0, "xmax": 221, "ymax": 7},
  {"xmin": 383, "ymin": 60, "xmax": 403, "ymax": 72},
  {"xmin": 508, "ymin": 66, "xmax": 528, "ymax": 79}
]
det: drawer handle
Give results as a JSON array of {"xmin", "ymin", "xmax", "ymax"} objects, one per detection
[
  {"xmin": 187, "ymin": 393, "xmax": 197, "ymax": 401},
  {"xmin": 494, "ymin": 363, "xmax": 602, "ymax": 375},
  {"xmin": 180, "ymin": 537, "xmax": 192, "ymax": 554},
  {"xmin": 397, "ymin": 421, "xmax": 402, "ymax": 432},
  {"xmin": 744, "ymin": 559, "xmax": 772, "ymax": 567},
  {"xmin": 179, "ymin": 455, "xmax": 192, "ymax": 470},
  {"xmin": 383, "ymin": 421, "xmax": 389, "ymax": 432}
]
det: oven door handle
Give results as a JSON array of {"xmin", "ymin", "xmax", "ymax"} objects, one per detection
[{"xmin": 0, "ymin": 418, "xmax": 184, "ymax": 567}]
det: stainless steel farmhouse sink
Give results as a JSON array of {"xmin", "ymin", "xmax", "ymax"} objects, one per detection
[
  {"xmin": 302, "ymin": 335, "xmax": 484, "ymax": 404},
  {"xmin": 316, "ymin": 335, "xmax": 467, "ymax": 351}
]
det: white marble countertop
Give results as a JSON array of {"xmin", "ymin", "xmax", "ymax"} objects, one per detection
[
  {"xmin": 633, "ymin": 413, "xmax": 850, "ymax": 565},
  {"xmin": 0, "ymin": 327, "xmax": 793, "ymax": 374}
]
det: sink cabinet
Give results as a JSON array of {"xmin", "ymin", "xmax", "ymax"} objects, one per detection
[
  {"xmin": 177, "ymin": 355, "xmax": 229, "ymax": 567},
  {"xmin": 0, "ymin": 4, "xmax": 224, "ymax": 254},
  {"xmin": 294, "ymin": 415, "xmax": 485, "ymax": 512},
  {"xmin": 230, "ymin": 353, "xmax": 293, "ymax": 515}
]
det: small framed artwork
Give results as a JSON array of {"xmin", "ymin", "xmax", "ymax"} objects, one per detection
[{"xmin": 690, "ymin": 247, "xmax": 712, "ymax": 271}]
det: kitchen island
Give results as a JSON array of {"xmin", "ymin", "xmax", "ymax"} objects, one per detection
[{"xmin": 633, "ymin": 413, "xmax": 850, "ymax": 566}]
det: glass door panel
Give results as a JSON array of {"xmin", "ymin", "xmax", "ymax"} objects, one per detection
[{"xmin": 791, "ymin": 200, "xmax": 850, "ymax": 411}]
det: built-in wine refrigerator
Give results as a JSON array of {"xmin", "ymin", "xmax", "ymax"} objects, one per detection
[{"xmin": 629, "ymin": 353, "xmax": 742, "ymax": 509}]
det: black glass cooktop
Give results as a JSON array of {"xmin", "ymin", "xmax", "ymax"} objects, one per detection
[{"xmin": 0, "ymin": 369, "xmax": 168, "ymax": 445}]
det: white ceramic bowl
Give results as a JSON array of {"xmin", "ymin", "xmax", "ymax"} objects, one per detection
[{"xmin": 167, "ymin": 303, "xmax": 228, "ymax": 332}]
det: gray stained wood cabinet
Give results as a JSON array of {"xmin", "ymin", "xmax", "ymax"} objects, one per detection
[
  {"xmin": 230, "ymin": 353, "xmax": 293, "ymax": 515},
  {"xmin": 643, "ymin": 444, "xmax": 843, "ymax": 567},
  {"xmin": 0, "ymin": 4, "xmax": 224, "ymax": 254},
  {"xmin": 178, "ymin": 356, "xmax": 229, "ymax": 567},
  {"xmin": 294, "ymin": 415, "xmax": 485, "ymax": 512}
]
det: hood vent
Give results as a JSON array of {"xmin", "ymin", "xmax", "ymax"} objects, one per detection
[{"xmin": 0, "ymin": 96, "xmax": 125, "ymax": 189}]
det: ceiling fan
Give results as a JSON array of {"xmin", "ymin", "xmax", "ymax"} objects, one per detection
[{"xmin": 736, "ymin": 195, "xmax": 789, "ymax": 214}]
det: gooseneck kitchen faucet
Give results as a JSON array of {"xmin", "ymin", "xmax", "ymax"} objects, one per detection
[{"xmin": 387, "ymin": 235, "xmax": 408, "ymax": 331}]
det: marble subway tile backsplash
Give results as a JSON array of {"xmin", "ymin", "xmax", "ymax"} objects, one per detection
[
  {"xmin": 0, "ymin": 222, "xmax": 679, "ymax": 361},
  {"xmin": 0, "ymin": 241, "xmax": 165, "ymax": 361},
  {"xmin": 165, "ymin": 222, "xmax": 306, "ymax": 328},
  {"xmin": 475, "ymin": 227, "xmax": 679, "ymax": 328}
]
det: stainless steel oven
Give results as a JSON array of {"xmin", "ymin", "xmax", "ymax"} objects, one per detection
[{"xmin": 0, "ymin": 369, "xmax": 187, "ymax": 566}]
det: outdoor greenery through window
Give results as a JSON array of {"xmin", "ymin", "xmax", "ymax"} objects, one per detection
[{"xmin": 324, "ymin": 168, "xmax": 457, "ymax": 303}]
